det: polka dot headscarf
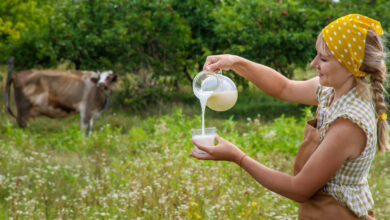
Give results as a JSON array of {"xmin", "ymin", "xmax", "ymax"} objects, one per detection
[{"xmin": 322, "ymin": 14, "xmax": 383, "ymax": 77}]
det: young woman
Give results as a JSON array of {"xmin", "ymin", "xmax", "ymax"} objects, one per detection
[{"xmin": 190, "ymin": 14, "xmax": 388, "ymax": 219}]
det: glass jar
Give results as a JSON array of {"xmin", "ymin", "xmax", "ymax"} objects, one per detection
[{"xmin": 193, "ymin": 70, "xmax": 237, "ymax": 111}]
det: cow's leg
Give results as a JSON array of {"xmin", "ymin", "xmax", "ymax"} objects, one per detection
[
  {"xmin": 87, "ymin": 119, "xmax": 94, "ymax": 136},
  {"xmin": 14, "ymin": 87, "xmax": 32, "ymax": 128},
  {"xmin": 80, "ymin": 112, "xmax": 92, "ymax": 136}
]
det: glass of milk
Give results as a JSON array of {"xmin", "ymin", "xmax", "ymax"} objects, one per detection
[{"xmin": 190, "ymin": 127, "xmax": 216, "ymax": 154}]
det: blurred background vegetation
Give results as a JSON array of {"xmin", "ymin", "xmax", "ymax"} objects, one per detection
[
  {"xmin": 1, "ymin": 1, "xmax": 390, "ymax": 218},
  {"xmin": 1, "ymin": 0, "xmax": 390, "ymax": 118}
]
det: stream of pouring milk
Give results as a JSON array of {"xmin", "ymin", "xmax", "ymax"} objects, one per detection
[{"xmin": 197, "ymin": 91, "xmax": 213, "ymax": 135}]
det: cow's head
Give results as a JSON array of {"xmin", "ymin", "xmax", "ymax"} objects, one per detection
[{"xmin": 91, "ymin": 71, "xmax": 117, "ymax": 91}]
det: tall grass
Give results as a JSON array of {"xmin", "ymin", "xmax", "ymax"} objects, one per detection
[
  {"xmin": 0, "ymin": 67, "xmax": 388, "ymax": 219},
  {"xmin": 0, "ymin": 105, "xmax": 389, "ymax": 219}
]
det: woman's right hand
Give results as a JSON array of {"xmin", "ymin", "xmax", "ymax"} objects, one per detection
[{"xmin": 203, "ymin": 54, "xmax": 240, "ymax": 73}]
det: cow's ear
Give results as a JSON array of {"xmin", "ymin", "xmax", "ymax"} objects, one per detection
[
  {"xmin": 112, "ymin": 75, "xmax": 118, "ymax": 82},
  {"xmin": 90, "ymin": 76, "xmax": 99, "ymax": 84}
]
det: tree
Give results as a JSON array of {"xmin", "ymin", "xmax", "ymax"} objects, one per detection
[{"xmin": 0, "ymin": 0, "xmax": 54, "ymax": 64}]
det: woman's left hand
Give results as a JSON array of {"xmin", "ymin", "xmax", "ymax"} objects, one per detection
[{"xmin": 189, "ymin": 135, "xmax": 245, "ymax": 164}]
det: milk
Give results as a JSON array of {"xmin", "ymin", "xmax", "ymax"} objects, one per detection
[
  {"xmin": 206, "ymin": 90, "xmax": 238, "ymax": 111},
  {"xmin": 196, "ymin": 91, "xmax": 212, "ymax": 135},
  {"xmin": 192, "ymin": 71, "xmax": 237, "ymax": 154},
  {"xmin": 194, "ymin": 72, "xmax": 238, "ymax": 133},
  {"xmin": 192, "ymin": 134, "xmax": 215, "ymax": 154}
]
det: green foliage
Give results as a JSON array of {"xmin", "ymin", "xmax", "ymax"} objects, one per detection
[
  {"xmin": 52, "ymin": 0, "xmax": 192, "ymax": 74},
  {"xmin": 0, "ymin": 108, "xmax": 389, "ymax": 218},
  {"xmin": 111, "ymin": 70, "xmax": 172, "ymax": 111},
  {"xmin": 211, "ymin": 0, "xmax": 354, "ymax": 81},
  {"xmin": 170, "ymin": 0, "xmax": 220, "ymax": 72},
  {"xmin": 2, "ymin": 0, "xmax": 390, "ymax": 107},
  {"xmin": 0, "ymin": 0, "xmax": 53, "ymax": 40},
  {"xmin": 0, "ymin": 0, "xmax": 55, "ymax": 64}
]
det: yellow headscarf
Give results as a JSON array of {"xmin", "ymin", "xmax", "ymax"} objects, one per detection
[{"xmin": 322, "ymin": 14, "xmax": 383, "ymax": 77}]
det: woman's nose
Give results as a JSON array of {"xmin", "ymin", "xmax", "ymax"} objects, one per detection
[{"xmin": 310, "ymin": 56, "xmax": 319, "ymax": 69}]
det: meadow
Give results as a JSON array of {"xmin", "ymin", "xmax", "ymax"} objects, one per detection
[{"xmin": 0, "ymin": 79, "xmax": 389, "ymax": 219}]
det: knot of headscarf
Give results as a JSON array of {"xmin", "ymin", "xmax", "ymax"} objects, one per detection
[{"xmin": 322, "ymin": 14, "xmax": 383, "ymax": 77}]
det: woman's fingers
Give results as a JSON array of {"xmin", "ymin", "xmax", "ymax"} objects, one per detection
[
  {"xmin": 215, "ymin": 134, "xmax": 224, "ymax": 144},
  {"xmin": 206, "ymin": 63, "xmax": 221, "ymax": 72},
  {"xmin": 203, "ymin": 55, "xmax": 222, "ymax": 72},
  {"xmin": 189, "ymin": 149, "xmax": 214, "ymax": 160},
  {"xmin": 202, "ymin": 56, "xmax": 215, "ymax": 70},
  {"xmin": 190, "ymin": 133, "xmax": 243, "ymax": 163},
  {"xmin": 191, "ymin": 139, "xmax": 212, "ymax": 154}
]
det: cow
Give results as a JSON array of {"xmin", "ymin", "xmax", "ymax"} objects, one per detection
[{"xmin": 5, "ymin": 57, "xmax": 117, "ymax": 136}]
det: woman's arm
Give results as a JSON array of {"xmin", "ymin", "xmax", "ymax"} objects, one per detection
[
  {"xmin": 203, "ymin": 55, "xmax": 319, "ymax": 106},
  {"xmin": 190, "ymin": 118, "xmax": 366, "ymax": 202},
  {"xmin": 239, "ymin": 118, "xmax": 366, "ymax": 202}
]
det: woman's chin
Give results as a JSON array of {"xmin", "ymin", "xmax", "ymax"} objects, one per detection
[{"xmin": 319, "ymin": 79, "xmax": 329, "ymax": 87}]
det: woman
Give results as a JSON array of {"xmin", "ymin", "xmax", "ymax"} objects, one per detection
[{"xmin": 190, "ymin": 14, "xmax": 388, "ymax": 219}]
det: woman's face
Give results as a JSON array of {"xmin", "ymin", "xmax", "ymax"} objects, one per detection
[{"xmin": 310, "ymin": 49, "xmax": 354, "ymax": 89}]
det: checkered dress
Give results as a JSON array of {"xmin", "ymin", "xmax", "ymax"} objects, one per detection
[{"xmin": 316, "ymin": 85, "xmax": 377, "ymax": 218}]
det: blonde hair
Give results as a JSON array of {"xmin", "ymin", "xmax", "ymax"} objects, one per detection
[{"xmin": 316, "ymin": 29, "xmax": 389, "ymax": 153}]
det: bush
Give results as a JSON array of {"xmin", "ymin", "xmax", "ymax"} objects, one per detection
[{"xmin": 2, "ymin": 0, "xmax": 390, "ymax": 107}]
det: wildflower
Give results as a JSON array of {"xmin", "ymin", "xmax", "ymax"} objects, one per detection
[
  {"xmin": 264, "ymin": 129, "xmax": 276, "ymax": 139},
  {"xmin": 190, "ymin": 201, "xmax": 199, "ymax": 206},
  {"xmin": 239, "ymin": 211, "xmax": 246, "ymax": 216},
  {"xmin": 195, "ymin": 212, "xmax": 202, "ymax": 219},
  {"xmin": 251, "ymin": 202, "xmax": 256, "ymax": 207}
]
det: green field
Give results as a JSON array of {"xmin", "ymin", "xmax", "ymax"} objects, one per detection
[{"xmin": 0, "ymin": 79, "xmax": 389, "ymax": 219}]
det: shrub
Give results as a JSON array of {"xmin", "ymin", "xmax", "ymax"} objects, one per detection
[{"xmin": 2, "ymin": 0, "xmax": 390, "ymax": 107}]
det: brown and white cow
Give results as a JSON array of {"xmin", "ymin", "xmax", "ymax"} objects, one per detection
[{"xmin": 5, "ymin": 57, "xmax": 117, "ymax": 135}]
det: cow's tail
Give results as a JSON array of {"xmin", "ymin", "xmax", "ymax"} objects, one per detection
[{"xmin": 5, "ymin": 57, "xmax": 15, "ymax": 117}]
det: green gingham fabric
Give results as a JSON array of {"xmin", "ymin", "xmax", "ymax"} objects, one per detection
[{"xmin": 315, "ymin": 85, "xmax": 377, "ymax": 218}]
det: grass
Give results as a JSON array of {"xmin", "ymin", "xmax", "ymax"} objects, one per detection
[
  {"xmin": 0, "ymin": 108, "xmax": 299, "ymax": 219},
  {"xmin": 0, "ymin": 68, "xmax": 389, "ymax": 219},
  {"xmin": 0, "ymin": 105, "xmax": 389, "ymax": 219}
]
